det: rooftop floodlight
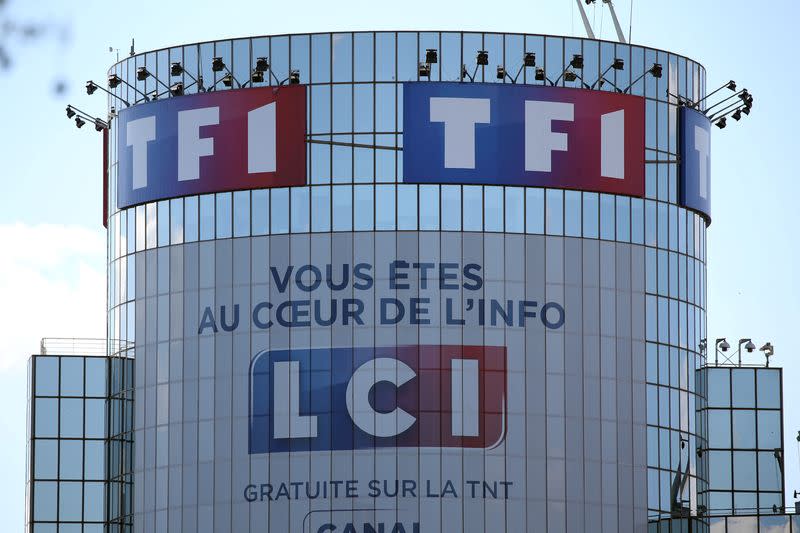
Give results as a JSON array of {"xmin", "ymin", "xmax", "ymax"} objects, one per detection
[
  {"xmin": 255, "ymin": 57, "xmax": 270, "ymax": 73},
  {"xmin": 170, "ymin": 62, "xmax": 184, "ymax": 76},
  {"xmin": 716, "ymin": 338, "xmax": 730, "ymax": 352},
  {"xmin": 727, "ymin": 80, "xmax": 737, "ymax": 91},
  {"xmin": 742, "ymin": 106, "xmax": 751, "ymax": 115},
  {"xmin": 169, "ymin": 82, "xmax": 184, "ymax": 96},
  {"xmin": 425, "ymin": 48, "xmax": 438, "ymax": 64},
  {"xmin": 418, "ymin": 62, "xmax": 431, "ymax": 77},
  {"xmin": 650, "ymin": 63, "xmax": 663, "ymax": 78},
  {"xmin": 250, "ymin": 69, "xmax": 264, "ymax": 83},
  {"xmin": 523, "ymin": 52, "xmax": 536, "ymax": 67},
  {"xmin": 221, "ymin": 73, "xmax": 233, "ymax": 88},
  {"xmin": 66, "ymin": 106, "xmax": 76, "ymax": 118},
  {"xmin": 564, "ymin": 70, "xmax": 578, "ymax": 83},
  {"xmin": 476, "ymin": 50, "xmax": 489, "ymax": 66},
  {"xmin": 136, "ymin": 66, "xmax": 150, "ymax": 81},
  {"xmin": 212, "ymin": 57, "xmax": 226, "ymax": 72},
  {"xmin": 715, "ymin": 117, "xmax": 727, "ymax": 129},
  {"xmin": 570, "ymin": 54, "xmax": 584, "ymax": 69},
  {"xmin": 94, "ymin": 118, "xmax": 108, "ymax": 132},
  {"xmin": 289, "ymin": 70, "xmax": 300, "ymax": 84},
  {"xmin": 496, "ymin": 66, "xmax": 506, "ymax": 80},
  {"xmin": 75, "ymin": 116, "xmax": 85, "ymax": 128},
  {"xmin": 612, "ymin": 58, "xmax": 625, "ymax": 70},
  {"xmin": 86, "ymin": 81, "xmax": 97, "ymax": 95},
  {"xmin": 761, "ymin": 342, "xmax": 775, "ymax": 366},
  {"xmin": 108, "ymin": 73, "xmax": 122, "ymax": 88},
  {"xmin": 535, "ymin": 67, "xmax": 545, "ymax": 81},
  {"xmin": 732, "ymin": 109, "xmax": 742, "ymax": 121}
]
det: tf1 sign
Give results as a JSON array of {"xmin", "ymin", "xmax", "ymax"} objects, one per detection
[
  {"xmin": 249, "ymin": 345, "xmax": 506, "ymax": 453},
  {"xmin": 116, "ymin": 86, "xmax": 306, "ymax": 209},
  {"xmin": 403, "ymin": 82, "xmax": 645, "ymax": 196},
  {"xmin": 679, "ymin": 106, "xmax": 711, "ymax": 219}
]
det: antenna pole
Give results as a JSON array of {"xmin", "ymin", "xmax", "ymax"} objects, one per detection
[{"xmin": 575, "ymin": 0, "xmax": 597, "ymax": 39}]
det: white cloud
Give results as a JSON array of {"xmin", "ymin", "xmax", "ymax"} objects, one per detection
[{"xmin": 0, "ymin": 222, "xmax": 106, "ymax": 372}]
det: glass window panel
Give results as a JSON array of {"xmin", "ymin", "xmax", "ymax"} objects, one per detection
[
  {"xmin": 170, "ymin": 198, "xmax": 184, "ymax": 245},
  {"xmin": 582, "ymin": 192, "xmax": 599, "ymax": 238},
  {"xmin": 732, "ymin": 410, "xmax": 756, "ymax": 448},
  {"xmin": 127, "ymin": 207, "xmax": 136, "ymax": 254},
  {"xmin": 354, "ymin": 185, "xmax": 374, "ymax": 231},
  {"xmin": 733, "ymin": 451, "xmax": 758, "ymax": 491},
  {"xmin": 59, "ymin": 440, "xmax": 83, "ymax": 479},
  {"xmin": 311, "ymin": 186, "xmax": 332, "ymax": 232},
  {"xmin": 709, "ymin": 450, "xmax": 732, "ymax": 490},
  {"xmin": 631, "ymin": 199, "xmax": 644, "ymax": 244},
  {"xmin": 564, "ymin": 190, "xmax": 581, "ymax": 237},
  {"xmin": 441, "ymin": 185, "xmax": 461, "ymax": 231},
  {"xmin": 271, "ymin": 188, "xmax": 289, "ymax": 234},
  {"xmin": 35, "ymin": 398, "xmax": 58, "ymax": 438},
  {"xmin": 157, "ymin": 200, "xmax": 169, "ymax": 247},
  {"xmin": 526, "ymin": 188, "xmax": 544, "ymax": 234},
  {"xmin": 544, "ymin": 36, "xmax": 563, "ymax": 86},
  {"xmin": 184, "ymin": 196, "xmax": 198, "ymax": 242},
  {"xmin": 463, "ymin": 186, "xmax": 482, "ymax": 231},
  {"xmin": 354, "ymin": 32, "xmax": 374, "ymax": 82},
  {"xmin": 397, "ymin": 32, "xmax": 417, "ymax": 82},
  {"xmin": 84, "ymin": 440, "xmax": 105, "ymax": 480},
  {"xmin": 199, "ymin": 195, "xmax": 214, "ymax": 240},
  {"xmin": 332, "ymin": 143, "xmax": 353, "ymax": 183},
  {"xmin": 251, "ymin": 189, "xmax": 268, "ymax": 236},
  {"xmin": 616, "ymin": 196, "xmax": 630, "ymax": 242},
  {"xmin": 484, "ymin": 186, "xmax": 502, "ymax": 232},
  {"xmin": 757, "ymin": 410, "xmax": 781, "ymax": 449},
  {"xmin": 708, "ymin": 410, "xmax": 731, "ymax": 449},
  {"xmin": 312, "ymin": 33, "xmax": 331, "ymax": 83},
  {"xmin": 600, "ymin": 194, "xmax": 615, "ymax": 240},
  {"xmin": 756, "ymin": 370, "xmax": 780, "ymax": 409},
  {"xmin": 645, "ymin": 248, "xmax": 656, "ymax": 293},
  {"xmin": 146, "ymin": 202, "xmax": 157, "ymax": 249},
  {"xmin": 215, "ymin": 193, "xmax": 232, "ymax": 238},
  {"xmin": 84, "ymin": 481, "xmax": 105, "ymax": 521},
  {"xmin": 332, "ymin": 185, "xmax": 352, "ymax": 231},
  {"xmin": 419, "ymin": 185, "xmax": 439, "ymax": 230},
  {"xmin": 291, "ymin": 187, "xmax": 310, "ymax": 233},
  {"xmin": 60, "ymin": 398, "xmax": 83, "ymax": 438},
  {"xmin": 645, "ymin": 200, "xmax": 656, "ymax": 246},
  {"xmin": 758, "ymin": 451, "xmax": 782, "ymax": 492},
  {"xmin": 707, "ymin": 369, "xmax": 731, "ymax": 408},
  {"xmin": 311, "ymin": 85, "xmax": 331, "ymax": 134},
  {"xmin": 332, "ymin": 85, "xmax": 353, "ymax": 134},
  {"xmin": 290, "ymin": 35, "xmax": 309, "ymax": 84},
  {"xmin": 85, "ymin": 399, "xmax": 105, "ymax": 438},
  {"xmin": 505, "ymin": 187, "xmax": 523, "ymax": 233},
  {"xmin": 35, "ymin": 357, "xmax": 58, "ymax": 396},
  {"xmin": 233, "ymin": 190, "xmax": 250, "ymax": 237},
  {"xmin": 34, "ymin": 439, "xmax": 58, "ymax": 479},
  {"xmin": 375, "ymin": 33, "xmax": 396, "ymax": 82},
  {"xmin": 34, "ymin": 481, "xmax": 57, "ymax": 521},
  {"xmin": 657, "ymin": 202, "xmax": 668, "ymax": 248},
  {"xmin": 441, "ymin": 32, "xmax": 461, "ymax": 82},
  {"xmin": 59, "ymin": 481, "xmax": 83, "ymax": 521},
  {"xmin": 375, "ymin": 184, "xmax": 395, "ymax": 230},
  {"xmin": 732, "ymin": 369, "xmax": 756, "ymax": 408},
  {"xmin": 397, "ymin": 185, "xmax": 417, "ymax": 230},
  {"xmin": 354, "ymin": 145, "xmax": 374, "ymax": 182},
  {"xmin": 545, "ymin": 189, "xmax": 563, "ymax": 235}
]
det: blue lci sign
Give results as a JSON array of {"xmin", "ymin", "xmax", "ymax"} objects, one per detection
[{"xmin": 679, "ymin": 107, "xmax": 712, "ymax": 219}]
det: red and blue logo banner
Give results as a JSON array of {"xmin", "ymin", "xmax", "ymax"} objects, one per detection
[
  {"xmin": 116, "ymin": 85, "xmax": 306, "ymax": 209},
  {"xmin": 402, "ymin": 82, "xmax": 645, "ymax": 196},
  {"xmin": 679, "ymin": 106, "xmax": 711, "ymax": 219},
  {"xmin": 249, "ymin": 345, "xmax": 506, "ymax": 454}
]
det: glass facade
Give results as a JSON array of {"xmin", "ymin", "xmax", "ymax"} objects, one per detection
[
  {"xmin": 98, "ymin": 31, "xmax": 712, "ymax": 532},
  {"xmin": 26, "ymin": 352, "xmax": 109, "ymax": 533},
  {"xmin": 698, "ymin": 367, "xmax": 784, "ymax": 516}
]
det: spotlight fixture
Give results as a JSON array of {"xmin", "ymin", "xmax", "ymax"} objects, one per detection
[
  {"xmin": 425, "ymin": 48, "xmax": 438, "ymax": 64},
  {"xmin": 221, "ymin": 74, "xmax": 233, "ymax": 88},
  {"xmin": 570, "ymin": 54, "xmax": 584, "ymax": 69},
  {"xmin": 727, "ymin": 80, "xmax": 737, "ymax": 91},
  {"xmin": 255, "ymin": 57, "xmax": 270, "ymax": 73},
  {"xmin": 523, "ymin": 52, "xmax": 536, "ymax": 67},
  {"xmin": 250, "ymin": 69, "xmax": 264, "ymax": 83},
  {"xmin": 535, "ymin": 67, "xmax": 545, "ymax": 81},
  {"xmin": 75, "ymin": 117, "xmax": 85, "ymax": 128},
  {"xmin": 212, "ymin": 57, "xmax": 226, "ymax": 72},
  {"xmin": 732, "ymin": 109, "xmax": 742, "ymax": 121},
  {"xmin": 66, "ymin": 106, "xmax": 76, "ymax": 119},
  {"xmin": 136, "ymin": 66, "xmax": 150, "ymax": 81},
  {"xmin": 86, "ymin": 81, "xmax": 97, "ymax": 95},
  {"xmin": 169, "ymin": 82, "xmax": 184, "ymax": 96},
  {"xmin": 170, "ymin": 62, "xmax": 184, "ymax": 77},
  {"xmin": 496, "ymin": 66, "xmax": 506, "ymax": 80},
  {"xmin": 564, "ymin": 71, "xmax": 578, "ymax": 83},
  {"xmin": 650, "ymin": 63, "xmax": 663, "ymax": 78},
  {"xmin": 289, "ymin": 70, "xmax": 300, "ymax": 84},
  {"xmin": 715, "ymin": 117, "xmax": 727, "ymax": 129},
  {"xmin": 108, "ymin": 73, "xmax": 122, "ymax": 89},
  {"xmin": 612, "ymin": 58, "xmax": 624, "ymax": 70},
  {"xmin": 94, "ymin": 118, "xmax": 107, "ymax": 132},
  {"xmin": 760, "ymin": 342, "xmax": 775, "ymax": 366},
  {"xmin": 476, "ymin": 50, "xmax": 488, "ymax": 66},
  {"xmin": 418, "ymin": 62, "xmax": 431, "ymax": 78},
  {"xmin": 742, "ymin": 106, "xmax": 750, "ymax": 116}
]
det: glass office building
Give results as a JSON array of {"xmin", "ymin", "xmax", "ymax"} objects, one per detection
[{"xmin": 26, "ymin": 30, "xmax": 782, "ymax": 533}]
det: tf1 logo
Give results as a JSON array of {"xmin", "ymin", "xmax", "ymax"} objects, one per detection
[
  {"xmin": 249, "ymin": 345, "xmax": 506, "ymax": 453},
  {"xmin": 116, "ymin": 86, "xmax": 306, "ymax": 209}
]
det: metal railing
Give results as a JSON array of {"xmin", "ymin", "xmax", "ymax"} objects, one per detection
[{"xmin": 39, "ymin": 337, "xmax": 133, "ymax": 356}]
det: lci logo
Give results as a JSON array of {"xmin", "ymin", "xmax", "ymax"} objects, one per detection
[
  {"xmin": 403, "ymin": 82, "xmax": 645, "ymax": 197},
  {"xmin": 116, "ymin": 85, "xmax": 306, "ymax": 209},
  {"xmin": 249, "ymin": 345, "xmax": 506, "ymax": 454}
]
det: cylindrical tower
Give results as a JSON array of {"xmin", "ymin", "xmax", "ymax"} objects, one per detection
[{"xmin": 104, "ymin": 31, "xmax": 709, "ymax": 532}]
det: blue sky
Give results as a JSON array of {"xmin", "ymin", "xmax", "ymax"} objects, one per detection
[{"xmin": 0, "ymin": 0, "xmax": 798, "ymax": 528}]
